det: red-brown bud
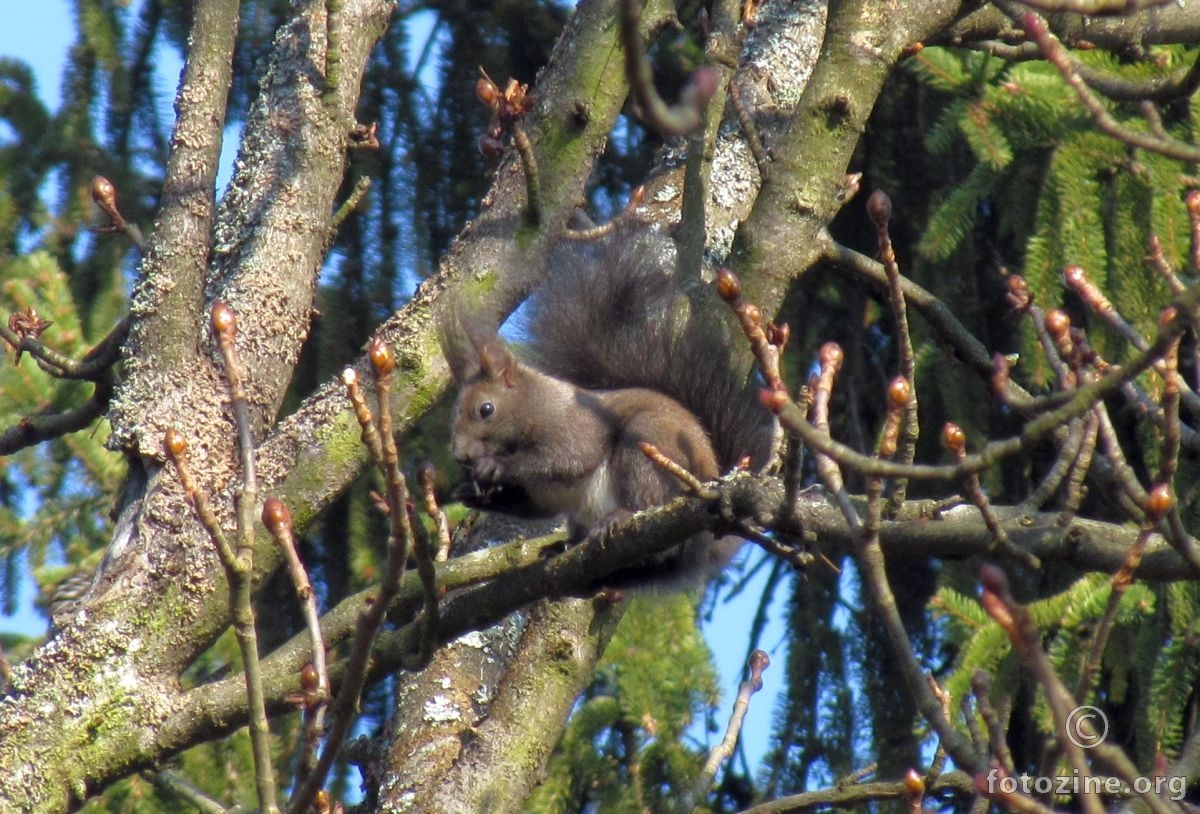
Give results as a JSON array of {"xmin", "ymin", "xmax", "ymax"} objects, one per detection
[
  {"xmin": 91, "ymin": 175, "xmax": 117, "ymax": 210},
  {"xmin": 887, "ymin": 377, "xmax": 911, "ymax": 410},
  {"xmin": 1062, "ymin": 264, "xmax": 1085, "ymax": 289},
  {"xmin": 748, "ymin": 648, "xmax": 770, "ymax": 690},
  {"xmin": 369, "ymin": 337, "xmax": 395, "ymax": 376},
  {"xmin": 164, "ymin": 428, "xmax": 188, "ymax": 460},
  {"xmin": 980, "ymin": 588, "xmax": 1016, "ymax": 633},
  {"xmin": 475, "ymin": 74, "xmax": 499, "ymax": 108},
  {"xmin": 1146, "ymin": 483, "xmax": 1173, "ymax": 522},
  {"xmin": 903, "ymin": 768, "xmax": 925, "ymax": 801},
  {"xmin": 1005, "ymin": 274, "xmax": 1030, "ymax": 310},
  {"xmin": 819, "ymin": 342, "xmax": 843, "ymax": 371},
  {"xmin": 1043, "ymin": 309, "xmax": 1070, "ymax": 338},
  {"xmin": 716, "ymin": 267, "xmax": 742, "ymax": 302},
  {"xmin": 758, "ymin": 388, "xmax": 789, "ymax": 414},
  {"xmin": 1187, "ymin": 189, "xmax": 1200, "ymax": 215},
  {"xmin": 979, "ymin": 562, "xmax": 1009, "ymax": 596},
  {"xmin": 211, "ymin": 301, "xmax": 236, "ymax": 337},
  {"xmin": 1160, "ymin": 306, "xmax": 1179, "ymax": 328},
  {"xmin": 300, "ymin": 662, "xmax": 320, "ymax": 693},
  {"xmin": 867, "ymin": 189, "xmax": 892, "ymax": 227},
  {"xmin": 942, "ymin": 422, "xmax": 965, "ymax": 456},
  {"xmin": 262, "ymin": 496, "xmax": 291, "ymax": 534}
]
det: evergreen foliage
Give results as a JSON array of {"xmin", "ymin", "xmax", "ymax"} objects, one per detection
[
  {"xmin": 6, "ymin": 2, "xmax": 1200, "ymax": 812},
  {"xmin": 526, "ymin": 595, "xmax": 718, "ymax": 814}
]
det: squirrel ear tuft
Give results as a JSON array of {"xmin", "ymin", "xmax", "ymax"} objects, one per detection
[
  {"xmin": 438, "ymin": 296, "xmax": 504, "ymax": 383},
  {"xmin": 478, "ymin": 339, "xmax": 518, "ymax": 386}
]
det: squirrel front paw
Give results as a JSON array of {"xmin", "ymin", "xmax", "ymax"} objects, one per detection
[
  {"xmin": 469, "ymin": 456, "xmax": 504, "ymax": 484},
  {"xmin": 452, "ymin": 478, "xmax": 544, "ymax": 518}
]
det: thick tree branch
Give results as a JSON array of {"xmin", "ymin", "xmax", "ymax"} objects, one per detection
[
  {"xmin": 109, "ymin": 0, "xmax": 240, "ymax": 452},
  {"xmin": 735, "ymin": 0, "xmax": 967, "ymax": 315}
]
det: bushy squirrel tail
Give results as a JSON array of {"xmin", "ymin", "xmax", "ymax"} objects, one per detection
[{"xmin": 524, "ymin": 225, "xmax": 772, "ymax": 471}]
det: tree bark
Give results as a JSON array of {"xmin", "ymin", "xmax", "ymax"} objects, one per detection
[{"xmin": 9, "ymin": 0, "xmax": 1200, "ymax": 811}]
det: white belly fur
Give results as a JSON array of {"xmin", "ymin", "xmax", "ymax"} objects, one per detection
[{"xmin": 576, "ymin": 459, "xmax": 619, "ymax": 527}]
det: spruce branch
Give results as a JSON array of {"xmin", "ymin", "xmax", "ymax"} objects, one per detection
[
  {"xmin": 1022, "ymin": 11, "xmax": 1200, "ymax": 163},
  {"xmin": 978, "ymin": 565, "xmax": 1184, "ymax": 814}
]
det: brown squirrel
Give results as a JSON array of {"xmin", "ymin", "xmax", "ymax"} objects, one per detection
[{"xmin": 443, "ymin": 225, "xmax": 772, "ymax": 584}]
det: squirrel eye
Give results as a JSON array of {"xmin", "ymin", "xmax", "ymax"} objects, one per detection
[{"xmin": 478, "ymin": 401, "xmax": 495, "ymax": 419}]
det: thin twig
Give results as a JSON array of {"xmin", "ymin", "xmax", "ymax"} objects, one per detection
[
  {"xmin": 971, "ymin": 671, "xmax": 1015, "ymax": 775},
  {"xmin": 418, "ymin": 462, "xmax": 452, "ymax": 562},
  {"xmin": 0, "ymin": 314, "xmax": 130, "ymax": 381},
  {"xmin": 332, "ymin": 175, "xmax": 372, "ymax": 228},
  {"xmin": 717, "ymin": 267, "xmax": 787, "ymax": 473},
  {"xmin": 682, "ymin": 650, "xmax": 769, "ymax": 812},
  {"xmin": 808, "ymin": 344, "xmax": 860, "ymax": 530},
  {"xmin": 407, "ymin": 497, "xmax": 440, "ymax": 666},
  {"xmin": 264, "ymin": 497, "xmax": 329, "ymax": 788},
  {"xmin": 978, "ymin": 565, "xmax": 1103, "ymax": 814},
  {"xmin": 852, "ymin": 453, "xmax": 988, "ymax": 783},
  {"xmin": 1020, "ymin": 417, "xmax": 1085, "ymax": 512},
  {"xmin": 1074, "ymin": 492, "xmax": 1165, "ymax": 702},
  {"xmin": 729, "ymin": 79, "xmax": 768, "ymax": 168},
  {"xmin": 511, "ymin": 122, "xmax": 541, "ymax": 226},
  {"xmin": 639, "ymin": 441, "xmax": 716, "ymax": 497},
  {"xmin": 0, "ymin": 387, "xmax": 112, "ymax": 455},
  {"xmin": 619, "ymin": 0, "xmax": 717, "ymax": 135},
  {"xmin": 1057, "ymin": 411, "xmax": 1099, "ymax": 523},
  {"xmin": 288, "ymin": 339, "xmax": 414, "ymax": 814},
  {"xmin": 764, "ymin": 303, "xmax": 1192, "ymax": 483},
  {"xmin": 164, "ymin": 431, "xmax": 236, "ymax": 567},
  {"xmin": 943, "ymin": 424, "xmax": 1040, "ymax": 570},
  {"xmin": 1064, "ymin": 265, "xmax": 1200, "ymax": 415},
  {"xmin": 210, "ymin": 302, "xmax": 278, "ymax": 814},
  {"xmin": 869, "ymin": 191, "xmax": 920, "ymax": 516},
  {"xmin": 147, "ymin": 769, "xmax": 231, "ymax": 814},
  {"xmin": 342, "ymin": 368, "xmax": 385, "ymax": 463}
]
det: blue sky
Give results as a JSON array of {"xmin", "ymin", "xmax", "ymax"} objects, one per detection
[
  {"xmin": 1, "ymin": 2, "xmax": 76, "ymax": 108},
  {"xmin": 0, "ymin": 0, "xmax": 792, "ymax": 773},
  {"xmin": 0, "ymin": 2, "xmax": 77, "ymax": 638}
]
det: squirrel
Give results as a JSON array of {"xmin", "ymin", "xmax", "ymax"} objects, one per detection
[{"xmin": 442, "ymin": 225, "xmax": 772, "ymax": 585}]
